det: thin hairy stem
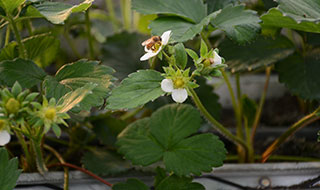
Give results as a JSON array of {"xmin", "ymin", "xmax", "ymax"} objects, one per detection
[
  {"xmin": 251, "ymin": 67, "xmax": 271, "ymax": 142},
  {"xmin": 48, "ymin": 163, "xmax": 113, "ymax": 187},
  {"xmin": 85, "ymin": 10, "xmax": 94, "ymax": 59},
  {"xmin": 189, "ymin": 88, "xmax": 248, "ymax": 151},
  {"xmin": 44, "ymin": 145, "xmax": 69, "ymax": 190},
  {"xmin": 8, "ymin": 16, "xmax": 27, "ymax": 58},
  {"xmin": 262, "ymin": 106, "xmax": 320, "ymax": 162}
]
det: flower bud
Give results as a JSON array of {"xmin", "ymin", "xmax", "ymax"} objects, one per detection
[
  {"xmin": 173, "ymin": 78, "xmax": 185, "ymax": 89},
  {"xmin": 45, "ymin": 108, "xmax": 56, "ymax": 121},
  {"xmin": 5, "ymin": 98, "xmax": 20, "ymax": 114}
]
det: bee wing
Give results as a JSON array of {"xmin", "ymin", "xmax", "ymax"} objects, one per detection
[{"xmin": 142, "ymin": 38, "xmax": 152, "ymax": 46}]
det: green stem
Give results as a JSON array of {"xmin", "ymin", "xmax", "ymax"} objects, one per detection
[
  {"xmin": 105, "ymin": 0, "xmax": 119, "ymax": 31},
  {"xmin": 13, "ymin": 130, "xmax": 34, "ymax": 171},
  {"xmin": 5, "ymin": 25, "xmax": 10, "ymax": 46},
  {"xmin": 8, "ymin": 16, "xmax": 27, "ymax": 58},
  {"xmin": 44, "ymin": 145, "xmax": 69, "ymax": 190},
  {"xmin": 85, "ymin": 10, "xmax": 94, "ymax": 59},
  {"xmin": 262, "ymin": 106, "xmax": 320, "ymax": 163},
  {"xmin": 189, "ymin": 88, "xmax": 248, "ymax": 151},
  {"xmin": 251, "ymin": 67, "xmax": 271, "ymax": 142},
  {"xmin": 149, "ymin": 56, "xmax": 157, "ymax": 69},
  {"xmin": 31, "ymin": 137, "xmax": 48, "ymax": 174},
  {"xmin": 221, "ymin": 70, "xmax": 245, "ymax": 161},
  {"xmin": 120, "ymin": 0, "xmax": 131, "ymax": 30},
  {"xmin": 25, "ymin": 19, "xmax": 33, "ymax": 36},
  {"xmin": 201, "ymin": 32, "xmax": 212, "ymax": 49}
]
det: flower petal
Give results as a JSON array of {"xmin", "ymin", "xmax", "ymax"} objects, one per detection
[
  {"xmin": 140, "ymin": 51, "xmax": 158, "ymax": 61},
  {"xmin": 172, "ymin": 88, "xmax": 188, "ymax": 103},
  {"xmin": 212, "ymin": 51, "xmax": 222, "ymax": 66},
  {"xmin": 144, "ymin": 46, "xmax": 153, "ymax": 53},
  {"xmin": 161, "ymin": 30, "xmax": 171, "ymax": 45},
  {"xmin": 161, "ymin": 79, "xmax": 174, "ymax": 93},
  {"xmin": 0, "ymin": 131, "xmax": 10, "ymax": 146}
]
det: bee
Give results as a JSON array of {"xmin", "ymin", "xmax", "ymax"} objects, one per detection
[{"xmin": 142, "ymin": 36, "xmax": 162, "ymax": 52}]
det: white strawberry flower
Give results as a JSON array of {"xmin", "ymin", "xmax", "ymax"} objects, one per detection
[
  {"xmin": 140, "ymin": 30, "xmax": 172, "ymax": 61},
  {"xmin": 211, "ymin": 51, "xmax": 222, "ymax": 67},
  {"xmin": 0, "ymin": 130, "xmax": 10, "ymax": 146},
  {"xmin": 161, "ymin": 78, "xmax": 188, "ymax": 103}
]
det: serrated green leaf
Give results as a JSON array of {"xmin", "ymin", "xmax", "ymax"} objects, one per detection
[
  {"xmin": 174, "ymin": 43, "xmax": 187, "ymax": 69},
  {"xmin": 219, "ymin": 36, "xmax": 294, "ymax": 73},
  {"xmin": 0, "ymin": 34, "xmax": 59, "ymax": 67},
  {"xmin": 117, "ymin": 118, "xmax": 164, "ymax": 166},
  {"xmin": 149, "ymin": 104, "xmax": 201, "ymax": 149},
  {"xmin": 0, "ymin": 58, "xmax": 46, "ymax": 88},
  {"xmin": 45, "ymin": 59, "xmax": 115, "ymax": 112},
  {"xmin": 150, "ymin": 12, "xmax": 217, "ymax": 43},
  {"xmin": 261, "ymin": 0, "xmax": 320, "ymax": 33},
  {"xmin": 117, "ymin": 104, "xmax": 226, "ymax": 176},
  {"xmin": 57, "ymin": 83, "xmax": 96, "ymax": 113},
  {"xmin": 0, "ymin": 42, "xmax": 18, "ymax": 61},
  {"xmin": 82, "ymin": 149, "xmax": 131, "ymax": 176},
  {"xmin": 164, "ymin": 134, "xmax": 226, "ymax": 176},
  {"xmin": 32, "ymin": 0, "xmax": 93, "ymax": 24},
  {"xmin": 0, "ymin": 148, "xmax": 21, "ymax": 190},
  {"xmin": 276, "ymin": 50, "xmax": 320, "ymax": 100},
  {"xmin": 112, "ymin": 178, "xmax": 149, "ymax": 190},
  {"xmin": 23, "ymin": 34, "xmax": 60, "ymax": 67},
  {"xmin": 211, "ymin": 5, "xmax": 261, "ymax": 44},
  {"xmin": 0, "ymin": 0, "xmax": 25, "ymax": 15},
  {"xmin": 157, "ymin": 175, "xmax": 205, "ymax": 190},
  {"xmin": 101, "ymin": 32, "xmax": 149, "ymax": 80},
  {"xmin": 154, "ymin": 167, "xmax": 167, "ymax": 188},
  {"xmin": 132, "ymin": 0, "xmax": 206, "ymax": 23},
  {"xmin": 107, "ymin": 70, "xmax": 164, "ymax": 110},
  {"xmin": 207, "ymin": 0, "xmax": 238, "ymax": 13}
]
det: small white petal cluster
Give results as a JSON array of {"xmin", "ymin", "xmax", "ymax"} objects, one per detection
[
  {"xmin": 161, "ymin": 79, "xmax": 188, "ymax": 103},
  {"xmin": 140, "ymin": 30, "xmax": 172, "ymax": 61},
  {"xmin": 0, "ymin": 130, "xmax": 10, "ymax": 146},
  {"xmin": 212, "ymin": 51, "xmax": 222, "ymax": 66}
]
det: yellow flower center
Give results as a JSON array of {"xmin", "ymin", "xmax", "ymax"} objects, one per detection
[
  {"xmin": 173, "ymin": 78, "xmax": 185, "ymax": 89},
  {"xmin": 45, "ymin": 108, "xmax": 56, "ymax": 121},
  {"xmin": 0, "ymin": 120, "xmax": 5, "ymax": 130},
  {"xmin": 5, "ymin": 98, "xmax": 20, "ymax": 114},
  {"xmin": 152, "ymin": 42, "xmax": 162, "ymax": 52},
  {"xmin": 203, "ymin": 58, "xmax": 214, "ymax": 67}
]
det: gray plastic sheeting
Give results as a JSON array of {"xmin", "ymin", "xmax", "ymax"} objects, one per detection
[{"xmin": 15, "ymin": 162, "xmax": 320, "ymax": 190}]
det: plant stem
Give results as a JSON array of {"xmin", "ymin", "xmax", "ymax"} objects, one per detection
[
  {"xmin": 44, "ymin": 145, "xmax": 69, "ymax": 190},
  {"xmin": 133, "ymin": 11, "xmax": 140, "ymax": 31},
  {"xmin": 120, "ymin": 107, "xmax": 143, "ymax": 120},
  {"xmin": 48, "ymin": 163, "xmax": 113, "ymax": 187},
  {"xmin": 25, "ymin": 19, "xmax": 33, "ymax": 36},
  {"xmin": 63, "ymin": 33, "xmax": 81, "ymax": 59},
  {"xmin": 189, "ymin": 87, "xmax": 248, "ymax": 151},
  {"xmin": 31, "ymin": 137, "xmax": 48, "ymax": 174},
  {"xmin": 8, "ymin": 16, "xmax": 27, "ymax": 58},
  {"xmin": 226, "ymin": 154, "xmax": 320, "ymax": 162},
  {"xmin": 105, "ymin": 0, "xmax": 119, "ymax": 31},
  {"xmin": 221, "ymin": 70, "xmax": 245, "ymax": 161},
  {"xmin": 85, "ymin": 10, "xmax": 94, "ymax": 59},
  {"xmin": 251, "ymin": 67, "xmax": 271, "ymax": 142},
  {"xmin": 13, "ymin": 130, "xmax": 34, "ymax": 171},
  {"xmin": 120, "ymin": 0, "xmax": 131, "ymax": 30},
  {"xmin": 5, "ymin": 25, "xmax": 10, "ymax": 46},
  {"xmin": 261, "ymin": 106, "xmax": 320, "ymax": 163},
  {"xmin": 201, "ymin": 32, "xmax": 212, "ymax": 49}
]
